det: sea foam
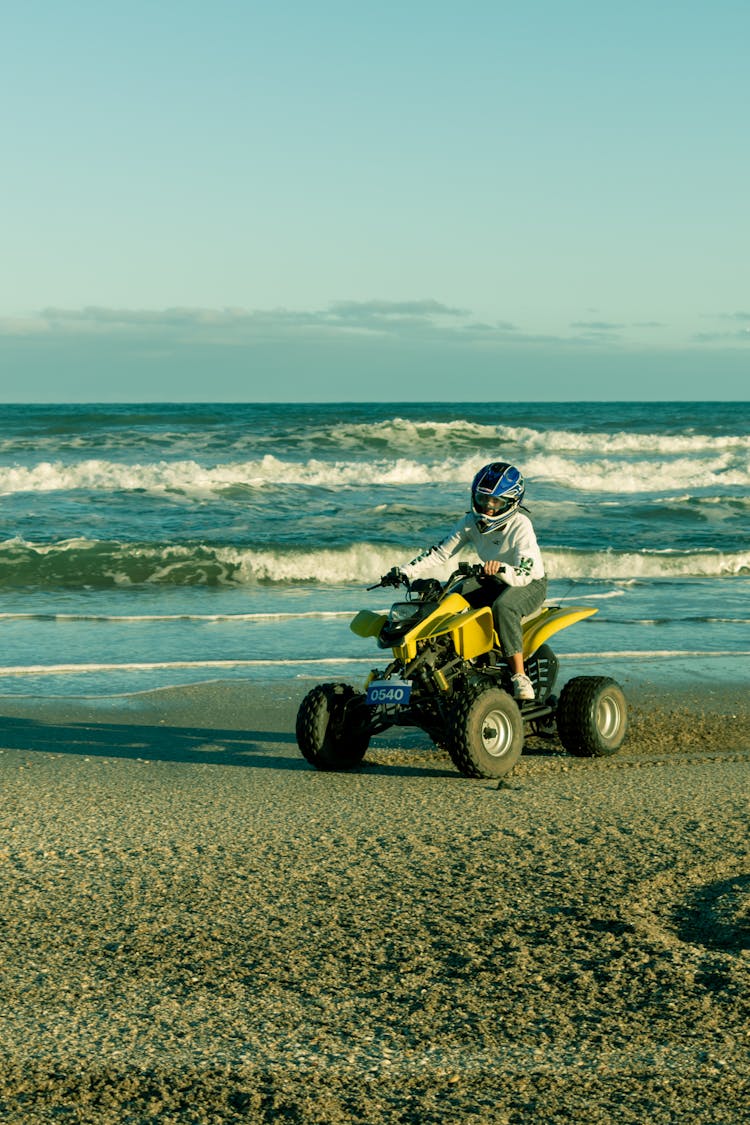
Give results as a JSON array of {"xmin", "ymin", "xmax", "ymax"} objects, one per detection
[
  {"xmin": 1, "ymin": 537, "xmax": 747, "ymax": 588},
  {"xmin": 1, "ymin": 450, "xmax": 748, "ymax": 497}
]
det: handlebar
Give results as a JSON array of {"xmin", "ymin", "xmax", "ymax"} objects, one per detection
[
  {"xmin": 369, "ymin": 568, "xmax": 409, "ymax": 591},
  {"xmin": 370, "ymin": 561, "xmax": 488, "ymax": 592},
  {"xmin": 456, "ymin": 562, "xmax": 483, "ymax": 577}
]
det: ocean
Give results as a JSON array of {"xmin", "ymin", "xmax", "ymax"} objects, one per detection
[{"xmin": 1, "ymin": 401, "xmax": 748, "ymax": 699}]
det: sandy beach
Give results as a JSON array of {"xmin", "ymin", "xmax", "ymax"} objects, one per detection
[{"xmin": 0, "ymin": 678, "xmax": 748, "ymax": 1124}]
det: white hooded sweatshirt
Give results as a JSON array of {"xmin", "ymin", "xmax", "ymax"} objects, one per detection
[{"xmin": 400, "ymin": 510, "xmax": 545, "ymax": 588}]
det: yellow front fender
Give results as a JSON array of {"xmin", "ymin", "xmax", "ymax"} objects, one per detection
[
  {"xmin": 393, "ymin": 593, "xmax": 496, "ymax": 663},
  {"xmin": 350, "ymin": 609, "xmax": 387, "ymax": 639}
]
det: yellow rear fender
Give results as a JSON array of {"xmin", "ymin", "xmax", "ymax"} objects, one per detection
[{"xmin": 522, "ymin": 605, "xmax": 598, "ymax": 658}]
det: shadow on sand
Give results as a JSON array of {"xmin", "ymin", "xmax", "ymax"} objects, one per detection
[
  {"xmin": 0, "ymin": 714, "xmax": 305, "ymax": 770},
  {"xmin": 0, "ymin": 715, "xmax": 465, "ymax": 778}
]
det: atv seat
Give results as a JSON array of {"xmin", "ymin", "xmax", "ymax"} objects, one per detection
[{"xmin": 521, "ymin": 604, "xmax": 550, "ymax": 626}]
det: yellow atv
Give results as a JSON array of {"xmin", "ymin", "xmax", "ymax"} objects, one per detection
[{"xmin": 295, "ymin": 564, "xmax": 627, "ymax": 779}]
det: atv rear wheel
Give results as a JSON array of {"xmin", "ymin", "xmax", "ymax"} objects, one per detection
[
  {"xmin": 556, "ymin": 676, "xmax": 627, "ymax": 758},
  {"xmin": 447, "ymin": 686, "xmax": 524, "ymax": 779},
  {"xmin": 296, "ymin": 683, "xmax": 370, "ymax": 770}
]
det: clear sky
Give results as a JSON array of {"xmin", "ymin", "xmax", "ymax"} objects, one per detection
[{"xmin": 2, "ymin": 0, "xmax": 748, "ymax": 401}]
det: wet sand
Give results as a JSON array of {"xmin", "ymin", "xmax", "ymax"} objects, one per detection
[{"xmin": 0, "ymin": 680, "xmax": 748, "ymax": 1124}]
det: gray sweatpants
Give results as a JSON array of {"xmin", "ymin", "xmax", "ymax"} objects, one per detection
[{"xmin": 491, "ymin": 577, "xmax": 548, "ymax": 657}]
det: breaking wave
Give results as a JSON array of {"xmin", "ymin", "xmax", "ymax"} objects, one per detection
[
  {"xmin": 2, "ymin": 416, "xmax": 747, "ymax": 459},
  {"xmin": 323, "ymin": 418, "xmax": 750, "ymax": 458},
  {"xmin": 1, "ymin": 538, "xmax": 748, "ymax": 589},
  {"xmin": 1, "ymin": 450, "xmax": 748, "ymax": 497}
]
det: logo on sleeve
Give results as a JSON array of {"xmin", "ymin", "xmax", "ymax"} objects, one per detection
[{"xmin": 409, "ymin": 545, "xmax": 438, "ymax": 566}]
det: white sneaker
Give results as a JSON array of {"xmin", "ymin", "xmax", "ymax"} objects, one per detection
[{"xmin": 511, "ymin": 673, "xmax": 535, "ymax": 701}]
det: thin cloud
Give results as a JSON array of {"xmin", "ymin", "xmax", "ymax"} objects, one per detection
[
  {"xmin": 699, "ymin": 310, "xmax": 750, "ymax": 324},
  {"xmin": 693, "ymin": 329, "xmax": 750, "ymax": 343},
  {"xmin": 328, "ymin": 299, "xmax": 467, "ymax": 321},
  {"xmin": 457, "ymin": 320, "xmax": 517, "ymax": 335},
  {"xmin": 1, "ymin": 302, "xmax": 744, "ymax": 351},
  {"xmin": 570, "ymin": 320, "xmax": 625, "ymax": 332},
  {"xmin": 7, "ymin": 302, "xmax": 494, "ymax": 344},
  {"xmin": 39, "ymin": 306, "xmax": 314, "ymax": 329},
  {"xmin": 694, "ymin": 308, "xmax": 750, "ymax": 342}
]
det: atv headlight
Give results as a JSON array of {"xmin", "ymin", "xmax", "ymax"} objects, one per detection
[{"xmin": 387, "ymin": 602, "xmax": 423, "ymax": 626}]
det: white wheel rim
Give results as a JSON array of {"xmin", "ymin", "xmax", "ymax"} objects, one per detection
[
  {"xmin": 598, "ymin": 694, "xmax": 622, "ymax": 739},
  {"xmin": 481, "ymin": 708, "xmax": 515, "ymax": 757}
]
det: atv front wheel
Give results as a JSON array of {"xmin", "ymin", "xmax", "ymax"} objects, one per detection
[
  {"xmin": 447, "ymin": 687, "xmax": 524, "ymax": 779},
  {"xmin": 556, "ymin": 676, "xmax": 627, "ymax": 758},
  {"xmin": 296, "ymin": 683, "xmax": 370, "ymax": 770}
]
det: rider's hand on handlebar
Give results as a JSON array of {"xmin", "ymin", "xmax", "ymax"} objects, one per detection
[{"xmin": 483, "ymin": 559, "xmax": 504, "ymax": 577}]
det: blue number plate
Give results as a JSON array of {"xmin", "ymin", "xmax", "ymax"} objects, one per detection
[{"xmin": 365, "ymin": 679, "xmax": 412, "ymax": 706}]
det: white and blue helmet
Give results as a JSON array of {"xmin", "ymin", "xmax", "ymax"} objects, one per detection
[{"xmin": 471, "ymin": 462, "xmax": 525, "ymax": 532}]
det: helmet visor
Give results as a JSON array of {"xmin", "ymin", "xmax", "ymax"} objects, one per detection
[{"xmin": 473, "ymin": 493, "xmax": 515, "ymax": 516}]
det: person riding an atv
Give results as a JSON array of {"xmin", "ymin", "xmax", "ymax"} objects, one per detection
[
  {"xmin": 295, "ymin": 461, "xmax": 627, "ymax": 780},
  {"xmin": 385, "ymin": 462, "xmax": 547, "ymax": 702}
]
